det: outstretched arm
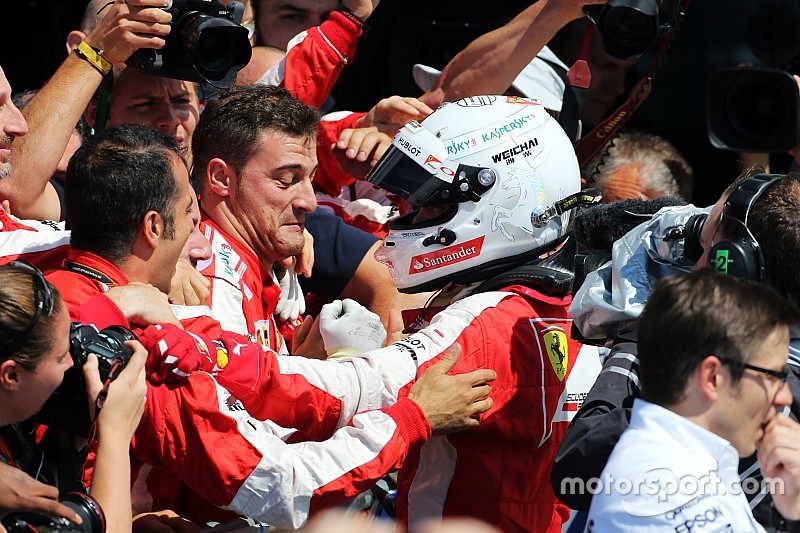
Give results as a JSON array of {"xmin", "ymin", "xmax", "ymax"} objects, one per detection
[
  {"xmin": 0, "ymin": 0, "xmax": 171, "ymax": 220},
  {"xmin": 421, "ymin": 0, "xmax": 605, "ymax": 107}
]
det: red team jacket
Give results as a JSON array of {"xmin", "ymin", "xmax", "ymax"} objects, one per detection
[{"xmin": 44, "ymin": 248, "xmax": 434, "ymax": 527}]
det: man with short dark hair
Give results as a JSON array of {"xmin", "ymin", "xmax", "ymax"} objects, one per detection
[
  {"xmin": 586, "ymin": 270, "xmax": 798, "ymax": 529},
  {"xmin": 193, "ymin": 84, "xmax": 317, "ymax": 347}
]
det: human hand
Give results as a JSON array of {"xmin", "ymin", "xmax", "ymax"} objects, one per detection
[
  {"xmin": 132, "ymin": 510, "xmax": 201, "ymax": 533},
  {"xmin": 291, "ymin": 315, "xmax": 327, "ymax": 360},
  {"xmin": 757, "ymin": 412, "xmax": 800, "ymax": 519},
  {"xmin": 332, "ymin": 127, "xmax": 393, "ymax": 179},
  {"xmin": 408, "ymin": 343, "xmax": 495, "ymax": 436},
  {"xmin": 105, "ymin": 283, "xmax": 182, "ymax": 328},
  {"xmin": 0, "ymin": 463, "xmax": 82, "ymax": 529},
  {"xmin": 273, "ymin": 261, "xmax": 306, "ymax": 323},
  {"xmin": 356, "ymin": 96, "xmax": 434, "ymax": 136},
  {"xmin": 168, "ymin": 258, "xmax": 210, "ymax": 306},
  {"xmin": 278, "ymin": 228, "xmax": 314, "ymax": 278},
  {"xmin": 138, "ymin": 324, "xmax": 219, "ymax": 384},
  {"xmin": 83, "ymin": 341, "xmax": 147, "ymax": 443},
  {"xmin": 84, "ymin": 0, "xmax": 173, "ymax": 65},
  {"xmin": 341, "ymin": 0, "xmax": 380, "ymax": 20},
  {"xmin": 319, "ymin": 299, "xmax": 386, "ymax": 359}
]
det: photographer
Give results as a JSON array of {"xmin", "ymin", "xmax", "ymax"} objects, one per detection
[{"xmin": 0, "ymin": 262, "xmax": 148, "ymax": 533}]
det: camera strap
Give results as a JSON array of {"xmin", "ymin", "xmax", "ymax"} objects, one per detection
[{"xmin": 575, "ymin": 0, "xmax": 693, "ymax": 168}]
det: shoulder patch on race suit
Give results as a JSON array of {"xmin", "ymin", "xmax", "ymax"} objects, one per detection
[
  {"xmin": 530, "ymin": 317, "xmax": 602, "ymax": 447},
  {"xmin": 542, "ymin": 326, "xmax": 568, "ymax": 381},
  {"xmin": 530, "ymin": 318, "xmax": 571, "ymax": 381}
]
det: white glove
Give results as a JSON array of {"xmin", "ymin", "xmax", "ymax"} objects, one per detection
[
  {"xmin": 273, "ymin": 259, "xmax": 306, "ymax": 323},
  {"xmin": 319, "ymin": 299, "xmax": 387, "ymax": 360}
]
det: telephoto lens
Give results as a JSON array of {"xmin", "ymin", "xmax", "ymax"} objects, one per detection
[{"xmin": 1, "ymin": 492, "xmax": 105, "ymax": 533}]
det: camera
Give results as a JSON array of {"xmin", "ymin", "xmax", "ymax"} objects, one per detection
[
  {"xmin": 1, "ymin": 492, "xmax": 105, "ymax": 533},
  {"xmin": 33, "ymin": 324, "xmax": 136, "ymax": 437},
  {"xmin": 126, "ymin": 0, "xmax": 252, "ymax": 88},
  {"xmin": 707, "ymin": 67, "xmax": 800, "ymax": 152},
  {"xmin": 584, "ymin": 0, "xmax": 677, "ymax": 60}
]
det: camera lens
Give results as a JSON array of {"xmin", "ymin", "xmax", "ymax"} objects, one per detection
[
  {"xmin": 604, "ymin": 6, "xmax": 656, "ymax": 47},
  {"xmin": 62, "ymin": 493, "xmax": 106, "ymax": 533},
  {"xmin": 0, "ymin": 493, "xmax": 105, "ymax": 533},
  {"xmin": 196, "ymin": 27, "xmax": 242, "ymax": 73},
  {"xmin": 180, "ymin": 13, "xmax": 251, "ymax": 82},
  {"xmin": 727, "ymin": 74, "xmax": 792, "ymax": 145}
]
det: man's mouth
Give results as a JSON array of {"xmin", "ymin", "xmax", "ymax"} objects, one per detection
[{"xmin": 0, "ymin": 136, "xmax": 12, "ymax": 157}]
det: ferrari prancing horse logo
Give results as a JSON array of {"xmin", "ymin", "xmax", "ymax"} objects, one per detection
[{"xmin": 543, "ymin": 328, "xmax": 568, "ymax": 382}]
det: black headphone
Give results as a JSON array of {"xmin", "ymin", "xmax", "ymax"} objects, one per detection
[{"xmin": 708, "ymin": 173, "xmax": 784, "ymax": 280}]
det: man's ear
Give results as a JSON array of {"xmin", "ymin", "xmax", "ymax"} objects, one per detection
[
  {"xmin": 66, "ymin": 30, "xmax": 86, "ymax": 56},
  {"xmin": 206, "ymin": 158, "xmax": 236, "ymax": 198},
  {"xmin": 142, "ymin": 210, "xmax": 166, "ymax": 250},
  {"xmin": 0, "ymin": 360, "xmax": 21, "ymax": 392},
  {"xmin": 697, "ymin": 355, "xmax": 725, "ymax": 401},
  {"xmin": 85, "ymin": 98, "xmax": 98, "ymax": 131}
]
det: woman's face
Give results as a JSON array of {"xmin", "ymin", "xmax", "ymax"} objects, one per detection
[{"xmin": 14, "ymin": 306, "xmax": 72, "ymax": 423}]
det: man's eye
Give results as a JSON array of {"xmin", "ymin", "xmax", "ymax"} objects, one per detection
[{"xmin": 280, "ymin": 13, "xmax": 307, "ymax": 22}]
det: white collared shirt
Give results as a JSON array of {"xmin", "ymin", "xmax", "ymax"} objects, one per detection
[{"xmin": 585, "ymin": 399, "xmax": 766, "ymax": 532}]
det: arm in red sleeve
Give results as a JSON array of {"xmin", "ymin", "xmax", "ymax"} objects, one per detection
[
  {"xmin": 70, "ymin": 292, "xmax": 131, "ymax": 329},
  {"xmin": 132, "ymin": 374, "xmax": 429, "ymax": 529},
  {"xmin": 259, "ymin": 11, "xmax": 364, "ymax": 108},
  {"xmin": 315, "ymin": 111, "xmax": 368, "ymax": 197}
]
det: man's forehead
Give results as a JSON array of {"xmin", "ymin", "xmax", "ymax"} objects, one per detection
[
  {"xmin": 114, "ymin": 69, "xmax": 198, "ymax": 99},
  {"xmin": 0, "ymin": 67, "xmax": 11, "ymax": 97},
  {"xmin": 261, "ymin": 0, "xmax": 337, "ymax": 13}
]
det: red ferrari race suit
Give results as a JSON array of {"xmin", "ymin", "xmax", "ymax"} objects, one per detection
[
  {"xmin": 0, "ymin": 209, "xmax": 132, "ymax": 328},
  {"xmin": 261, "ymin": 10, "xmax": 364, "ymax": 109},
  {"xmin": 196, "ymin": 214, "xmax": 288, "ymax": 352},
  {"xmin": 314, "ymin": 111, "xmax": 395, "ymax": 237},
  {"xmin": 45, "ymin": 248, "xmax": 433, "ymax": 528},
  {"xmin": 385, "ymin": 286, "xmax": 602, "ymax": 533},
  {"xmin": 0, "ymin": 207, "xmax": 69, "ymax": 268}
]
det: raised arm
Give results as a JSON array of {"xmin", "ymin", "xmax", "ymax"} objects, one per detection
[
  {"xmin": 0, "ymin": 0, "xmax": 171, "ymax": 220},
  {"xmin": 421, "ymin": 0, "xmax": 605, "ymax": 107}
]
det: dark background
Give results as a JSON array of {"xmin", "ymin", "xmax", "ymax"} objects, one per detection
[{"xmin": 0, "ymin": 0, "xmax": 782, "ymax": 206}]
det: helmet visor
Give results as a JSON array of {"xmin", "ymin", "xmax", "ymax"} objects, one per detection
[{"xmin": 367, "ymin": 146, "xmax": 457, "ymax": 207}]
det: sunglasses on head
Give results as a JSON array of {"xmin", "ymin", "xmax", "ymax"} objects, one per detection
[{"xmin": 1, "ymin": 261, "xmax": 55, "ymax": 356}]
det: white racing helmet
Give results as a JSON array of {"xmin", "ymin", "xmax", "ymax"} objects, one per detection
[{"xmin": 367, "ymin": 95, "xmax": 586, "ymax": 294}]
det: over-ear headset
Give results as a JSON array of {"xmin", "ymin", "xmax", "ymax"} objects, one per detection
[{"xmin": 708, "ymin": 173, "xmax": 784, "ymax": 280}]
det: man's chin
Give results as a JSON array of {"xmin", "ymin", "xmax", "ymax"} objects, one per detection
[{"xmin": 0, "ymin": 162, "xmax": 11, "ymax": 179}]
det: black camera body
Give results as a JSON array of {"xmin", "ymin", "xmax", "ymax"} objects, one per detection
[
  {"xmin": 584, "ymin": 0, "xmax": 678, "ymax": 60},
  {"xmin": 33, "ymin": 324, "xmax": 136, "ymax": 437},
  {"xmin": 707, "ymin": 67, "xmax": 800, "ymax": 152},
  {"xmin": 1, "ymin": 492, "xmax": 105, "ymax": 533},
  {"xmin": 126, "ymin": 0, "xmax": 252, "ymax": 88}
]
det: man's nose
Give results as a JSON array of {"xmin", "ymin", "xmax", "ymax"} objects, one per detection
[
  {"xmin": 773, "ymin": 379, "xmax": 793, "ymax": 408},
  {"xmin": 4, "ymin": 101, "xmax": 29, "ymax": 138}
]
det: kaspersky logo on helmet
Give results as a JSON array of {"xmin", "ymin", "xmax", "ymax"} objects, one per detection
[{"xmin": 409, "ymin": 236, "xmax": 485, "ymax": 274}]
